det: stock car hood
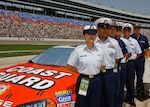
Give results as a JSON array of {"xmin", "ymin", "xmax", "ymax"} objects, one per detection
[{"xmin": 0, "ymin": 62, "xmax": 78, "ymax": 107}]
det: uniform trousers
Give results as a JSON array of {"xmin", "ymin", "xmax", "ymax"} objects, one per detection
[
  {"xmin": 75, "ymin": 74, "xmax": 102, "ymax": 107},
  {"xmin": 135, "ymin": 57, "xmax": 145, "ymax": 92},
  {"xmin": 118, "ymin": 62, "xmax": 127, "ymax": 107},
  {"xmin": 101, "ymin": 69, "xmax": 115, "ymax": 107},
  {"xmin": 125, "ymin": 60, "xmax": 136, "ymax": 106},
  {"xmin": 114, "ymin": 70, "xmax": 120, "ymax": 107}
]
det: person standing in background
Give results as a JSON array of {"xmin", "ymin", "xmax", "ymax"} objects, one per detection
[
  {"xmin": 67, "ymin": 24, "xmax": 105, "ymax": 107},
  {"xmin": 123, "ymin": 23, "xmax": 142, "ymax": 107},
  {"xmin": 94, "ymin": 17, "xmax": 123, "ymax": 107},
  {"xmin": 115, "ymin": 21, "xmax": 132, "ymax": 107},
  {"xmin": 131, "ymin": 23, "xmax": 149, "ymax": 101}
]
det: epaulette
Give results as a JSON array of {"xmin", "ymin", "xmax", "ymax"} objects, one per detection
[{"xmin": 75, "ymin": 45, "xmax": 85, "ymax": 50}]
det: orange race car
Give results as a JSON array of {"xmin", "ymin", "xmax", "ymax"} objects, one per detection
[{"xmin": 0, "ymin": 46, "xmax": 79, "ymax": 107}]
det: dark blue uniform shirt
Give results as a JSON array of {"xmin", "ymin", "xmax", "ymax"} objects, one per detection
[
  {"xmin": 116, "ymin": 38, "xmax": 128, "ymax": 55},
  {"xmin": 131, "ymin": 34, "xmax": 149, "ymax": 58}
]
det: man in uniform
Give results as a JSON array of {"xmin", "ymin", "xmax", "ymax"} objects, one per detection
[
  {"xmin": 94, "ymin": 17, "xmax": 123, "ymax": 107},
  {"xmin": 115, "ymin": 22, "xmax": 132, "ymax": 107},
  {"xmin": 109, "ymin": 21, "xmax": 126, "ymax": 107},
  {"xmin": 123, "ymin": 23, "xmax": 142, "ymax": 107},
  {"xmin": 131, "ymin": 23, "xmax": 149, "ymax": 101}
]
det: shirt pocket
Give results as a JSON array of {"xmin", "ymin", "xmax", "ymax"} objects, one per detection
[
  {"xmin": 95, "ymin": 55, "xmax": 103, "ymax": 67},
  {"xmin": 79, "ymin": 56, "xmax": 87, "ymax": 62},
  {"xmin": 96, "ymin": 55, "xmax": 103, "ymax": 61},
  {"xmin": 79, "ymin": 56, "xmax": 89, "ymax": 67}
]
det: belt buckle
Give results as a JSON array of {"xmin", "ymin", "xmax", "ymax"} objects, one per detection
[
  {"xmin": 89, "ymin": 75, "xmax": 94, "ymax": 78},
  {"xmin": 102, "ymin": 69, "xmax": 106, "ymax": 72}
]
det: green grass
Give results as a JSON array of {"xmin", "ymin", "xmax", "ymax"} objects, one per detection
[
  {"xmin": 0, "ymin": 51, "xmax": 40, "ymax": 58},
  {"xmin": 0, "ymin": 44, "xmax": 55, "ymax": 51},
  {"xmin": 0, "ymin": 44, "xmax": 55, "ymax": 58}
]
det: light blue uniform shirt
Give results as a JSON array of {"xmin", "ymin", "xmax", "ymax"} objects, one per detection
[
  {"xmin": 67, "ymin": 44, "xmax": 105, "ymax": 75},
  {"xmin": 95, "ymin": 37, "xmax": 123, "ymax": 69},
  {"xmin": 126, "ymin": 37, "xmax": 142, "ymax": 60}
]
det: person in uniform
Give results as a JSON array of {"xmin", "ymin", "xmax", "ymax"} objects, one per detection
[
  {"xmin": 109, "ymin": 21, "xmax": 118, "ymax": 38},
  {"xmin": 123, "ymin": 23, "xmax": 142, "ymax": 107},
  {"xmin": 131, "ymin": 23, "xmax": 149, "ymax": 101},
  {"xmin": 109, "ymin": 21, "xmax": 124, "ymax": 107},
  {"xmin": 94, "ymin": 17, "xmax": 123, "ymax": 107},
  {"xmin": 67, "ymin": 24, "xmax": 105, "ymax": 107},
  {"xmin": 115, "ymin": 21, "xmax": 132, "ymax": 107}
]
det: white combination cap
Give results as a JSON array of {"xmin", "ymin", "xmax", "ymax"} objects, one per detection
[
  {"xmin": 83, "ymin": 25, "xmax": 97, "ymax": 34},
  {"xmin": 123, "ymin": 23, "xmax": 133, "ymax": 31},
  {"xmin": 133, "ymin": 23, "xmax": 141, "ymax": 28},
  {"xmin": 116, "ymin": 22, "xmax": 124, "ymax": 27},
  {"xmin": 94, "ymin": 17, "xmax": 112, "ymax": 27},
  {"xmin": 116, "ymin": 21, "xmax": 124, "ymax": 30}
]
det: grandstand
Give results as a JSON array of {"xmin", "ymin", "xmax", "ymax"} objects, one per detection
[
  {"xmin": 1, "ymin": 0, "xmax": 150, "ymax": 28},
  {"xmin": 0, "ymin": 0, "xmax": 150, "ymax": 40}
]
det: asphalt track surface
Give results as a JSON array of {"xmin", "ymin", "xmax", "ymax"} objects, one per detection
[
  {"xmin": 0, "ymin": 37, "xmax": 84, "ymax": 45},
  {"xmin": 0, "ymin": 38, "xmax": 150, "ymax": 107}
]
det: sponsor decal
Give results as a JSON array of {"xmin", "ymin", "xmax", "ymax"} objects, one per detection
[
  {"xmin": 0, "ymin": 66, "xmax": 73, "ymax": 90},
  {"xmin": 55, "ymin": 89, "xmax": 72, "ymax": 103},
  {"xmin": 0, "ymin": 84, "xmax": 9, "ymax": 95},
  {"xmin": 0, "ymin": 99, "xmax": 13, "ymax": 107},
  {"xmin": 57, "ymin": 101, "xmax": 75, "ymax": 107}
]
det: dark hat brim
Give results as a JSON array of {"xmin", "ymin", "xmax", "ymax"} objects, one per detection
[
  {"xmin": 83, "ymin": 29, "xmax": 97, "ymax": 34},
  {"xmin": 123, "ymin": 27, "xmax": 131, "ymax": 31}
]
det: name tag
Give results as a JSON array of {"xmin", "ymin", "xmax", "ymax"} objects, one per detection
[
  {"xmin": 78, "ymin": 78, "xmax": 89, "ymax": 96},
  {"xmin": 113, "ymin": 64, "xmax": 118, "ymax": 73},
  {"xmin": 140, "ymin": 41, "xmax": 145, "ymax": 43}
]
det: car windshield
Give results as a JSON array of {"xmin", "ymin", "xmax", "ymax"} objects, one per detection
[{"xmin": 30, "ymin": 47, "xmax": 74, "ymax": 66}]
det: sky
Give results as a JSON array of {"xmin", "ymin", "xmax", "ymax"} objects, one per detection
[{"xmin": 85, "ymin": 0, "xmax": 150, "ymax": 16}]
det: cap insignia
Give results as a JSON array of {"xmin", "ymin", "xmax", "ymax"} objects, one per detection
[
  {"xmin": 104, "ymin": 20, "xmax": 108, "ymax": 24},
  {"xmin": 89, "ymin": 25, "xmax": 94, "ymax": 29}
]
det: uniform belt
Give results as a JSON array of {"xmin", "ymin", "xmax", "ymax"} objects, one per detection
[
  {"xmin": 128, "ymin": 60, "xmax": 135, "ymax": 62},
  {"xmin": 101, "ymin": 68, "xmax": 113, "ymax": 73},
  {"xmin": 106, "ymin": 68, "xmax": 113, "ymax": 72},
  {"xmin": 80, "ymin": 73, "xmax": 100, "ymax": 79},
  {"xmin": 121, "ymin": 63, "xmax": 127, "ymax": 65}
]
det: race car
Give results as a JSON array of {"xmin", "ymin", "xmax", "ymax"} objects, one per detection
[{"xmin": 0, "ymin": 46, "xmax": 79, "ymax": 107}]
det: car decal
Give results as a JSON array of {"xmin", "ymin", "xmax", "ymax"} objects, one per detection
[
  {"xmin": 55, "ymin": 89, "xmax": 73, "ymax": 103},
  {"xmin": 0, "ymin": 84, "xmax": 9, "ymax": 95},
  {"xmin": 0, "ymin": 99, "xmax": 13, "ymax": 107},
  {"xmin": 0, "ymin": 63, "xmax": 79, "ymax": 106},
  {"xmin": 57, "ymin": 101, "xmax": 75, "ymax": 107},
  {"xmin": 0, "ymin": 66, "xmax": 73, "ymax": 90}
]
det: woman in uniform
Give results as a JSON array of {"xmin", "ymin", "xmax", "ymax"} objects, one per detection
[{"xmin": 67, "ymin": 24, "xmax": 105, "ymax": 107}]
